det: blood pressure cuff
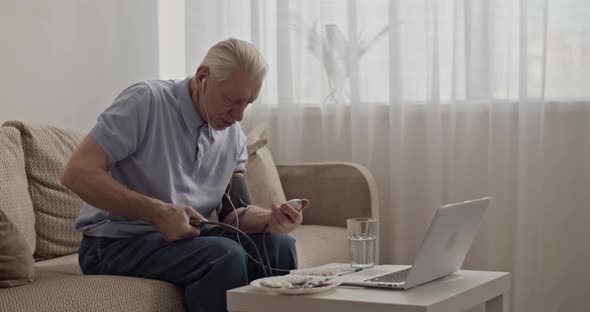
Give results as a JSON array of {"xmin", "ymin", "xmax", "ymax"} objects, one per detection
[{"xmin": 218, "ymin": 172, "xmax": 252, "ymax": 222}]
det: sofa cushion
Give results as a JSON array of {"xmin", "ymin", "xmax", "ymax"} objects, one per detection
[
  {"xmin": 244, "ymin": 124, "xmax": 287, "ymax": 209},
  {"xmin": 0, "ymin": 127, "xmax": 36, "ymax": 252},
  {"xmin": 3, "ymin": 121, "xmax": 86, "ymax": 261},
  {"xmin": 0, "ymin": 209, "xmax": 35, "ymax": 288},
  {"xmin": 33, "ymin": 253, "xmax": 78, "ymax": 267},
  {"xmin": 290, "ymin": 225, "xmax": 349, "ymax": 268},
  {"xmin": 0, "ymin": 260, "xmax": 185, "ymax": 312}
]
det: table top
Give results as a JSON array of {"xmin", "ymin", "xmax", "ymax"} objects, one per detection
[{"xmin": 227, "ymin": 264, "xmax": 511, "ymax": 312}]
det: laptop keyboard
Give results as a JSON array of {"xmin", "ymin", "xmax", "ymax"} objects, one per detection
[{"xmin": 366, "ymin": 268, "xmax": 411, "ymax": 283}]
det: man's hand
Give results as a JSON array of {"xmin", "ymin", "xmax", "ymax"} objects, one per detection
[
  {"xmin": 268, "ymin": 199, "xmax": 310, "ymax": 234},
  {"xmin": 152, "ymin": 203, "xmax": 207, "ymax": 241}
]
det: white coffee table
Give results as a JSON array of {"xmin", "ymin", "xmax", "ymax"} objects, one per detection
[{"xmin": 227, "ymin": 264, "xmax": 510, "ymax": 312}]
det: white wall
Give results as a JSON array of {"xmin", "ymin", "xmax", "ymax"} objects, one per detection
[
  {"xmin": 0, "ymin": 0, "xmax": 159, "ymax": 129},
  {"xmin": 158, "ymin": 0, "xmax": 186, "ymax": 80}
]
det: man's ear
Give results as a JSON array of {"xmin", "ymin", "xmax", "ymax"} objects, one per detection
[{"xmin": 196, "ymin": 66, "xmax": 210, "ymax": 82}]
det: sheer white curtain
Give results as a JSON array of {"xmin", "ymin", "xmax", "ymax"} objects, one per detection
[{"xmin": 181, "ymin": 0, "xmax": 590, "ymax": 311}]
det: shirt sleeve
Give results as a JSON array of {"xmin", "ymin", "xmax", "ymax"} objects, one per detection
[{"xmin": 90, "ymin": 83, "xmax": 152, "ymax": 163}]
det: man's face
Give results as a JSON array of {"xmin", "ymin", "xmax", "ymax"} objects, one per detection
[{"xmin": 201, "ymin": 69, "xmax": 262, "ymax": 130}]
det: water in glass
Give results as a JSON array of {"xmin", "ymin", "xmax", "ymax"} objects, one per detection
[{"xmin": 348, "ymin": 234, "xmax": 377, "ymax": 269}]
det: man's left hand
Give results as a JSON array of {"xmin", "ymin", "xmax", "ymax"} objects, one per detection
[{"xmin": 268, "ymin": 199, "xmax": 310, "ymax": 234}]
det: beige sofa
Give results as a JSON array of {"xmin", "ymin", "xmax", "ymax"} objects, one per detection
[{"xmin": 0, "ymin": 121, "xmax": 378, "ymax": 312}]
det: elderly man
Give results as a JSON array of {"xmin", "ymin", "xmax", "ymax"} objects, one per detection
[{"xmin": 61, "ymin": 38, "xmax": 310, "ymax": 312}]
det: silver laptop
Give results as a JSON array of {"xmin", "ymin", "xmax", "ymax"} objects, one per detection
[{"xmin": 339, "ymin": 197, "xmax": 490, "ymax": 290}]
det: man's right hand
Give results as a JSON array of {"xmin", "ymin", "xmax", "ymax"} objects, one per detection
[{"xmin": 152, "ymin": 203, "xmax": 206, "ymax": 241}]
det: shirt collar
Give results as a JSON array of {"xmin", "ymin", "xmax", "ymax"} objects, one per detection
[
  {"xmin": 175, "ymin": 77, "xmax": 205, "ymax": 134},
  {"xmin": 175, "ymin": 76, "xmax": 224, "ymax": 141}
]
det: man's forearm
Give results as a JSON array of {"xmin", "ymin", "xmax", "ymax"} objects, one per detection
[
  {"xmin": 222, "ymin": 205, "xmax": 271, "ymax": 233},
  {"xmin": 62, "ymin": 167, "xmax": 164, "ymax": 224}
]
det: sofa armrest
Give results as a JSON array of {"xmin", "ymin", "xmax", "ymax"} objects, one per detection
[{"xmin": 277, "ymin": 162, "xmax": 379, "ymax": 227}]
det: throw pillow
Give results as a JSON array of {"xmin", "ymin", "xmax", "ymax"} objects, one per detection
[
  {"xmin": 3, "ymin": 121, "xmax": 86, "ymax": 261},
  {"xmin": 0, "ymin": 209, "xmax": 34, "ymax": 288},
  {"xmin": 244, "ymin": 124, "xmax": 287, "ymax": 209},
  {"xmin": 0, "ymin": 127, "xmax": 36, "ymax": 253}
]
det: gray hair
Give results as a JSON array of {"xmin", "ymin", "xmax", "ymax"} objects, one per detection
[{"xmin": 200, "ymin": 38, "xmax": 268, "ymax": 81}]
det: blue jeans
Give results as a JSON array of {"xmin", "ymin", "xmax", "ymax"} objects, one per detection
[{"xmin": 78, "ymin": 227, "xmax": 297, "ymax": 312}]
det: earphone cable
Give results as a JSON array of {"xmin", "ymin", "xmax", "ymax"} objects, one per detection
[
  {"xmin": 200, "ymin": 78, "xmax": 213, "ymax": 139},
  {"xmin": 195, "ymin": 220, "xmax": 268, "ymax": 277},
  {"xmin": 223, "ymin": 191, "xmax": 289, "ymax": 275}
]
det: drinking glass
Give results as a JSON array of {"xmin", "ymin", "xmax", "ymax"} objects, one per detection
[{"xmin": 347, "ymin": 218, "xmax": 378, "ymax": 269}]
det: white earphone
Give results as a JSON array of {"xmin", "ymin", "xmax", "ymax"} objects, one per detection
[{"xmin": 200, "ymin": 77, "xmax": 213, "ymax": 138}]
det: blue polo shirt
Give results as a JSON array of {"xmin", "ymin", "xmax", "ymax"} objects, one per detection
[{"xmin": 75, "ymin": 77, "xmax": 248, "ymax": 238}]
